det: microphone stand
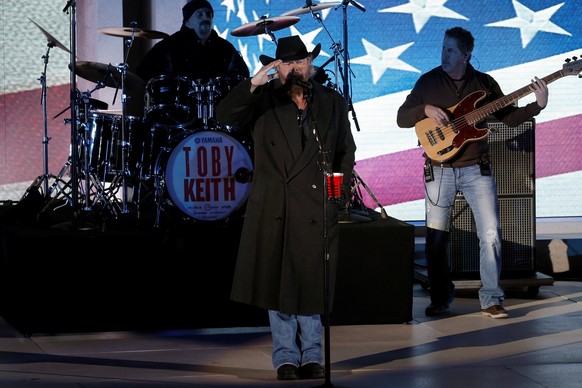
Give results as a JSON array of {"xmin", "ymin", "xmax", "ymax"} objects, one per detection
[{"xmin": 307, "ymin": 98, "xmax": 334, "ymax": 387}]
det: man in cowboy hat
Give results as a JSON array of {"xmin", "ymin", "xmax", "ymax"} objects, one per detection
[{"xmin": 216, "ymin": 35, "xmax": 356, "ymax": 381}]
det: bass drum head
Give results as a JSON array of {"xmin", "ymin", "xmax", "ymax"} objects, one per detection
[{"xmin": 157, "ymin": 130, "xmax": 253, "ymax": 222}]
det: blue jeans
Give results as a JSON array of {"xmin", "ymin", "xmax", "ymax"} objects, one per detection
[
  {"xmin": 268, "ymin": 310, "xmax": 323, "ymax": 369},
  {"xmin": 425, "ymin": 163, "xmax": 504, "ymax": 309}
]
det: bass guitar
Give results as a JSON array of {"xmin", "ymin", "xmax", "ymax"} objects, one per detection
[{"xmin": 415, "ymin": 57, "xmax": 582, "ymax": 162}]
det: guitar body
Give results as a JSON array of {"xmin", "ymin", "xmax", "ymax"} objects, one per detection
[
  {"xmin": 415, "ymin": 90, "xmax": 490, "ymax": 162},
  {"xmin": 413, "ymin": 59, "xmax": 582, "ymax": 162}
]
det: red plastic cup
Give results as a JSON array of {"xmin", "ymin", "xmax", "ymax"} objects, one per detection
[{"xmin": 326, "ymin": 172, "xmax": 343, "ymax": 201}]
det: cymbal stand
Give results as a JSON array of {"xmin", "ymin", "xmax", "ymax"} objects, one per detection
[
  {"xmin": 307, "ymin": 8, "xmax": 343, "ymax": 93},
  {"xmin": 112, "ymin": 21, "xmax": 140, "ymax": 215},
  {"xmin": 351, "ymin": 169, "xmax": 387, "ymax": 219},
  {"xmin": 337, "ymin": 0, "xmax": 365, "ymax": 131},
  {"xmin": 64, "ymin": 0, "xmax": 82, "ymax": 216},
  {"xmin": 102, "ymin": 24, "xmax": 137, "ymax": 215},
  {"xmin": 258, "ymin": 16, "xmax": 278, "ymax": 44},
  {"xmin": 25, "ymin": 41, "xmax": 61, "ymax": 201}
]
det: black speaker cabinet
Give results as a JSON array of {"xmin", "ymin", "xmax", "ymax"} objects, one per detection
[
  {"xmin": 487, "ymin": 119, "xmax": 535, "ymax": 196},
  {"xmin": 448, "ymin": 119, "xmax": 536, "ymax": 278}
]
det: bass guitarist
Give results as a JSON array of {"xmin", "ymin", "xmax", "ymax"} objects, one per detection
[{"xmin": 396, "ymin": 26, "xmax": 548, "ymax": 319}]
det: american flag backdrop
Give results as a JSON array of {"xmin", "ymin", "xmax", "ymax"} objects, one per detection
[
  {"xmin": 218, "ymin": 0, "xmax": 582, "ymax": 220},
  {"xmin": 1, "ymin": 0, "xmax": 581, "ymax": 221}
]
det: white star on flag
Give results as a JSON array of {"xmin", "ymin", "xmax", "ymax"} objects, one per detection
[
  {"xmin": 485, "ymin": 0, "xmax": 571, "ymax": 48},
  {"xmin": 379, "ymin": 0, "xmax": 468, "ymax": 34},
  {"xmin": 350, "ymin": 40, "xmax": 420, "ymax": 84},
  {"xmin": 289, "ymin": 26, "xmax": 328, "ymax": 58},
  {"xmin": 220, "ymin": 0, "xmax": 235, "ymax": 22}
]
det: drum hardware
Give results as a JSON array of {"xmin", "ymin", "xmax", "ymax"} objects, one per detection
[
  {"xmin": 93, "ymin": 21, "xmax": 151, "ymax": 216},
  {"xmin": 97, "ymin": 26, "xmax": 169, "ymax": 40},
  {"xmin": 22, "ymin": 18, "xmax": 71, "ymax": 202},
  {"xmin": 145, "ymin": 75, "xmax": 195, "ymax": 127},
  {"xmin": 69, "ymin": 61, "xmax": 146, "ymax": 94},
  {"xmin": 281, "ymin": 2, "xmax": 342, "ymax": 16},
  {"xmin": 231, "ymin": 15, "xmax": 300, "ymax": 43}
]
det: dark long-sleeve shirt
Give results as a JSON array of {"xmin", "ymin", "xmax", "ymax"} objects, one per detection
[
  {"xmin": 397, "ymin": 64, "xmax": 542, "ymax": 166},
  {"xmin": 136, "ymin": 27, "xmax": 249, "ymax": 83}
]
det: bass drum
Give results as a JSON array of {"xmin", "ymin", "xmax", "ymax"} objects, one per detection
[{"xmin": 154, "ymin": 130, "xmax": 253, "ymax": 221}]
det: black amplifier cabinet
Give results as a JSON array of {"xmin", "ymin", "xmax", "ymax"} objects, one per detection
[{"xmin": 448, "ymin": 119, "xmax": 535, "ymax": 277}]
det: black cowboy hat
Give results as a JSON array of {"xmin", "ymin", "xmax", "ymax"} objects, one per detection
[{"xmin": 259, "ymin": 36, "xmax": 321, "ymax": 66}]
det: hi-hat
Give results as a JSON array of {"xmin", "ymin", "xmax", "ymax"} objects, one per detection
[
  {"xmin": 70, "ymin": 61, "xmax": 146, "ymax": 93},
  {"xmin": 231, "ymin": 16, "xmax": 300, "ymax": 37},
  {"xmin": 97, "ymin": 27, "xmax": 169, "ymax": 39},
  {"xmin": 28, "ymin": 17, "xmax": 71, "ymax": 53},
  {"xmin": 281, "ymin": 2, "xmax": 341, "ymax": 16}
]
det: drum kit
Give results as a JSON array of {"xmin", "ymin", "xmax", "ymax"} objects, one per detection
[
  {"xmin": 27, "ymin": 2, "xmax": 376, "ymax": 227},
  {"xmin": 59, "ymin": 27, "xmax": 256, "ymax": 225}
]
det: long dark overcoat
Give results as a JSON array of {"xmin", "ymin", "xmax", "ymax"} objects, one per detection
[{"xmin": 216, "ymin": 78, "xmax": 356, "ymax": 315}]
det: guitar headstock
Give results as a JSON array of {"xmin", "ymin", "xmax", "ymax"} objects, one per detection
[{"xmin": 563, "ymin": 56, "xmax": 582, "ymax": 78}]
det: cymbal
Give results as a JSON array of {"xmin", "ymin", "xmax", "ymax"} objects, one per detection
[
  {"xmin": 85, "ymin": 98, "xmax": 109, "ymax": 111},
  {"xmin": 97, "ymin": 27, "xmax": 169, "ymax": 39},
  {"xmin": 70, "ymin": 61, "xmax": 146, "ymax": 93},
  {"xmin": 28, "ymin": 17, "xmax": 71, "ymax": 53},
  {"xmin": 231, "ymin": 16, "xmax": 300, "ymax": 37},
  {"xmin": 281, "ymin": 2, "xmax": 341, "ymax": 16}
]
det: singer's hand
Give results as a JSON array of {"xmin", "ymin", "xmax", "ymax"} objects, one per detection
[{"xmin": 250, "ymin": 60, "xmax": 281, "ymax": 92}]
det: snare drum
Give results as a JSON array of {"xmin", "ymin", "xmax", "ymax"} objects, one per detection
[
  {"xmin": 154, "ymin": 130, "xmax": 253, "ymax": 221},
  {"xmin": 145, "ymin": 75, "xmax": 195, "ymax": 127}
]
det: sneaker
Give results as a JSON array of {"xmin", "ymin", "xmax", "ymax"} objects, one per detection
[
  {"xmin": 298, "ymin": 362, "xmax": 324, "ymax": 379},
  {"xmin": 277, "ymin": 364, "xmax": 299, "ymax": 380},
  {"xmin": 482, "ymin": 305, "xmax": 509, "ymax": 319},
  {"xmin": 425, "ymin": 303, "xmax": 450, "ymax": 316}
]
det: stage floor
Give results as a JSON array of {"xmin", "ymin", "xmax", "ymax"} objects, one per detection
[{"xmin": 0, "ymin": 280, "xmax": 581, "ymax": 387}]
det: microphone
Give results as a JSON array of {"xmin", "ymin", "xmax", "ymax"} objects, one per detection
[
  {"xmin": 287, "ymin": 73, "xmax": 312, "ymax": 98},
  {"xmin": 306, "ymin": 0, "xmax": 313, "ymax": 7}
]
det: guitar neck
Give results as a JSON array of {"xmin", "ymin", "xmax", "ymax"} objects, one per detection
[{"xmin": 466, "ymin": 70, "xmax": 565, "ymax": 124}]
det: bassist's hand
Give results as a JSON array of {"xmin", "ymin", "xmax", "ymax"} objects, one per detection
[
  {"xmin": 531, "ymin": 76, "xmax": 548, "ymax": 109},
  {"xmin": 424, "ymin": 104, "xmax": 450, "ymax": 127}
]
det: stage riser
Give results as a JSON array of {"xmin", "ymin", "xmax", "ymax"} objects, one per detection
[{"xmin": 0, "ymin": 217, "xmax": 415, "ymax": 334}]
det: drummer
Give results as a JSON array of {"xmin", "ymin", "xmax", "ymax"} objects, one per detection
[{"xmin": 135, "ymin": 0, "xmax": 249, "ymax": 86}]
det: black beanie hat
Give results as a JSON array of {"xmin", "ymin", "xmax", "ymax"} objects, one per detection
[{"xmin": 182, "ymin": 0, "xmax": 214, "ymax": 24}]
